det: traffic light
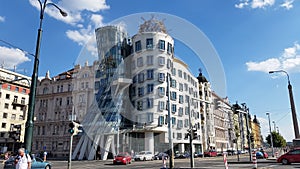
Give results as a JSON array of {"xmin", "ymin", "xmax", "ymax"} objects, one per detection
[
  {"xmin": 68, "ymin": 121, "xmax": 83, "ymax": 136},
  {"xmin": 192, "ymin": 128, "xmax": 197, "ymax": 140}
]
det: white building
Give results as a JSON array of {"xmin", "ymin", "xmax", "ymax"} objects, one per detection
[
  {"xmin": 0, "ymin": 68, "xmax": 30, "ymax": 153},
  {"xmin": 32, "ymin": 61, "xmax": 99, "ymax": 158}
]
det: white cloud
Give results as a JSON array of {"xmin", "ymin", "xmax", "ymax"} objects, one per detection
[
  {"xmin": 280, "ymin": 0, "xmax": 294, "ymax": 10},
  {"xmin": 235, "ymin": 0, "xmax": 249, "ymax": 8},
  {"xmin": 251, "ymin": 0, "xmax": 275, "ymax": 8},
  {"xmin": 0, "ymin": 16, "xmax": 5, "ymax": 22},
  {"xmin": 246, "ymin": 42, "xmax": 300, "ymax": 73},
  {"xmin": 0, "ymin": 46, "xmax": 31, "ymax": 69},
  {"xmin": 91, "ymin": 14, "xmax": 104, "ymax": 27}
]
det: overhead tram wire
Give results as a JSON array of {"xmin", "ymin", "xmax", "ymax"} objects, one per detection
[{"xmin": 0, "ymin": 39, "xmax": 35, "ymax": 57}]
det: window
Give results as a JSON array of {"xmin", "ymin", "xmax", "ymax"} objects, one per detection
[
  {"xmin": 177, "ymin": 120, "xmax": 183, "ymax": 129},
  {"xmin": 11, "ymin": 114, "xmax": 16, "ymax": 120},
  {"xmin": 13, "ymin": 96, "xmax": 18, "ymax": 103},
  {"xmin": 171, "ymin": 117, "xmax": 176, "ymax": 125},
  {"xmin": 184, "ymin": 72, "xmax": 187, "ymax": 79},
  {"xmin": 57, "ymin": 85, "xmax": 60, "ymax": 92},
  {"xmin": 135, "ymin": 40, "xmax": 142, "ymax": 52},
  {"xmin": 167, "ymin": 59, "xmax": 172, "ymax": 69},
  {"xmin": 81, "ymin": 82, "xmax": 84, "ymax": 89},
  {"xmin": 15, "ymin": 87, "xmax": 19, "ymax": 92},
  {"xmin": 133, "ymin": 75, "xmax": 137, "ymax": 83},
  {"xmin": 158, "ymin": 87, "xmax": 165, "ymax": 96},
  {"xmin": 167, "ymin": 42, "xmax": 173, "ymax": 54},
  {"xmin": 178, "ymin": 107, "xmax": 183, "ymax": 116},
  {"xmin": 13, "ymin": 105, "xmax": 17, "ymax": 110},
  {"xmin": 178, "ymin": 70, "xmax": 182, "ymax": 78},
  {"xmin": 66, "ymin": 97, "xmax": 71, "ymax": 105},
  {"xmin": 185, "ymin": 106, "xmax": 189, "ymax": 115},
  {"xmin": 159, "ymin": 40, "xmax": 165, "ymax": 50},
  {"xmin": 184, "ymin": 83, "xmax": 188, "ymax": 91},
  {"xmin": 19, "ymin": 115, "xmax": 24, "ymax": 120},
  {"xmin": 158, "ymin": 73, "xmax": 165, "ymax": 82},
  {"xmin": 1, "ymin": 123, "xmax": 6, "ymax": 129},
  {"xmin": 60, "ymin": 85, "xmax": 64, "ymax": 92},
  {"xmin": 184, "ymin": 119, "xmax": 189, "ymax": 127},
  {"xmin": 4, "ymin": 103, "xmax": 9, "ymax": 109},
  {"xmin": 138, "ymin": 87, "xmax": 144, "ymax": 97},
  {"xmin": 147, "ymin": 55, "xmax": 153, "ymax": 65},
  {"xmin": 158, "ymin": 101, "xmax": 165, "ymax": 111},
  {"xmin": 146, "ymin": 38, "xmax": 153, "ymax": 49},
  {"xmin": 147, "ymin": 84, "xmax": 154, "ymax": 94},
  {"xmin": 171, "ymin": 91, "xmax": 177, "ymax": 101},
  {"xmin": 85, "ymin": 82, "xmax": 89, "ymax": 88},
  {"xmin": 137, "ymin": 101, "xmax": 143, "ymax": 110},
  {"xmin": 7, "ymin": 85, "xmax": 11, "ymax": 90},
  {"xmin": 138, "ymin": 73, "xmax": 144, "ymax": 83},
  {"xmin": 147, "ymin": 98, "xmax": 154, "ymax": 108},
  {"xmin": 147, "ymin": 69, "xmax": 154, "ymax": 79},
  {"xmin": 2, "ymin": 113, "xmax": 7, "ymax": 119},
  {"xmin": 147, "ymin": 112, "xmax": 153, "ymax": 123},
  {"xmin": 137, "ymin": 57, "xmax": 143, "ymax": 67},
  {"xmin": 158, "ymin": 57, "xmax": 165, "ymax": 66},
  {"xmin": 171, "ymin": 104, "xmax": 177, "ymax": 113},
  {"xmin": 171, "ymin": 79, "xmax": 176, "ymax": 88},
  {"xmin": 158, "ymin": 116, "xmax": 164, "ymax": 126},
  {"xmin": 131, "ymin": 61, "xmax": 136, "ymax": 70},
  {"xmin": 179, "ymin": 83, "xmax": 183, "ymax": 91},
  {"xmin": 185, "ymin": 95, "xmax": 190, "ymax": 103},
  {"xmin": 43, "ymin": 87, "xmax": 48, "ymax": 94},
  {"xmin": 179, "ymin": 95, "xmax": 184, "ymax": 103},
  {"xmin": 172, "ymin": 68, "xmax": 176, "ymax": 76},
  {"xmin": 5, "ymin": 94, "xmax": 10, "ymax": 99},
  {"xmin": 22, "ymin": 89, "xmax": 26, "ymax": 93}
]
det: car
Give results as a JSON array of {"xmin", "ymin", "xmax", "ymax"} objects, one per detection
[
  {"xmin": 154, "ymin": 152, "xmax": 168, "ymax": 160},
  {"xmin": 4, "ymin": 156, "xmax": 51, "ymax": 169},
  {"xmin": 226, "ymin": 150, "xmax": 237, "ymax": 156},
  {"xmin": 256, "ymin": 151, "xmax": 264, "ymax": 159},
  {"xmin": 204, "ymin": 150, "xmax": 217, "ymax": 157},
  {"xmin": 113, "ymin": 152, "xmax": 132, "ymax": 165},
  {"xmin": 134, "ymin": 151, "xmax": 154, "ymax": 161},
  {"xmin": 277, "ymin": 149, "xmax": 300, "ymax": 165}
]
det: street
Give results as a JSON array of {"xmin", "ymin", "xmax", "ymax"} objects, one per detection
[{"xmin": 1, "ymin": 155, "xmax": 299, "ymax": 169}]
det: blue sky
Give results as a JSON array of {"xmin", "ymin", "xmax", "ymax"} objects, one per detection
[{"xmin": 1, "ymin": 0, "xmax": 300, "ymax": 142}]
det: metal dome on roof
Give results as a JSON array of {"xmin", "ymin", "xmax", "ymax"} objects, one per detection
[
  {"xmin": 139, "ymin": 16, "xmax": 167, "ymax": 34},
  {"xmin": 197, "ymin": 68, "xmax": 208, "ymax": 83}
]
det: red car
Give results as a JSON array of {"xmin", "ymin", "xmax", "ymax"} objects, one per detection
[
  {"xmin": 277, "ymin": 149, "xmax": 300, "ymax": 165},
  {"xmin": 204, "ymin": 150, "xmax": 217, "ymax": 157},
  {"xmin": 113, "ymin": 152, "xmax": 132, "ymax": 165}
]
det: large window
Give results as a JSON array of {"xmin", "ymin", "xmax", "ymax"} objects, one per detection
[
  {"xmin": 178, "ymin": 107, "xmax": 183, "ymax": 116},
  {"xmin": 147, "ymin": 112, "xmax": 154, "ymax": 123},
  {"xmin": 147, "ymin": 84, "xmax": 154, "ymax": 94},
  {"xmin": 179, "ymin": 83, "xmax": 183, "ymax": 91},
  {"xmin": 158, "ymin": 116, "xmax": 164, "ymax": 126},
  {"xmin": 135, "ymin": 40, "xmax": 142, "ymax": 52},
  {"xmin": 158, "ymin": 101, "xmax": 165, "ymax": 111},
  {"xmin": 171, "ymin": 117, "xmax": 176, "ymax": 125},
  {"xmin": 137, "ymin": 101, "xmax": 143, "ymax": 110},
  {"xmin": 131, "ymin": 86, "xmax": 136, "ymax": 96},
  {"xmin": 171, "ymin": 79, "xmax": 176, "ymax": 88},
  {"xmin": 177, "ymin": 120, "xmax": 183, "ymax": 129},
  {"xmin": 178, "ymin": 70, "xmax": 183, "ymax": 78},
  {"xmin": 138, "ymin": 87, "xmax": 144, "ymax": 97},
  {"xmin": 147, "ymin": 69, "xmax": 154, "ymax": 80},
  {"xmin": 171, "ymin": 104, "xmax": 177, "ymax": 113},
  {"xmin": 137, "ymin": 57, "xmax": 143, "ymax": 67},
  {"xmin": 167, "ymin": 42, "xmax": 173, "ymax": 54},
  {"xmin": 147, "ymin": 55, "xmax": 153, "ymax": 65},
  {"xmin": 158, "ymin": 73, "xmax": 165, "ymax": 82},
  {"xmin": 147, "ymin": 98, "xmax": 154, "ymax": 108},
  {"xmin": 138, "ymin": 73, "xmax": 144, "ymax": 83},
  {"xmin": 158, "ymin": 87, "xmax": 165, "ymax": 96},
  {"xmin": 146, "ymin": 38, "xmax": 153, "ymax": 49},
  {"xmin": 171, "ymin": 91, "xmax": 177, "ymax": 101},
  {"xmin": 159, "ymin": 40, "xmax": 165, "ymax": 50},
  {"xmin": 158, "ymin": 56, "xmax": 165, "ymax": 66},
  {"xmin": 179, "ymin": 95, "xmax": 184, "ymax": 103}
]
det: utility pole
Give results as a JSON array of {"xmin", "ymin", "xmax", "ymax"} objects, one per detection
[{"xmin": 266, "ymin": 112, "xmax": 274, "ymax": 157}]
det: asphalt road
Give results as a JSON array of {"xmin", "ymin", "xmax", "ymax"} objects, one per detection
[{"xmin": 1, "ymin": 155, "xmax": 299, "ymax": 169}]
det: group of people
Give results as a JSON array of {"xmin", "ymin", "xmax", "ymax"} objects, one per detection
[{"xmin": 3, "ymin": 148, "xmax": 31, "ymax": 169}]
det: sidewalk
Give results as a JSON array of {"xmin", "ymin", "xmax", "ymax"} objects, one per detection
[{"xmin": 228, "ymin": 158, "xmax": 277, "ymax": 164}]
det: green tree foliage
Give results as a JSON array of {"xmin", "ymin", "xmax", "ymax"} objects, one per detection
[{"xmin": 266, "ymin": 131, "xmax": 287, "ymax": 147}]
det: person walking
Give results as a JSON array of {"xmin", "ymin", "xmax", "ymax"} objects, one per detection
[{"xmin": 15, "ymin": 148, "xmax": 31, "ymax": 169}]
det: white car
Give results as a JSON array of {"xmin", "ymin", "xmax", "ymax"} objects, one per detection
[{"xmin": 134, "ymin": 151, "xmax": 154, "ymax": 161}]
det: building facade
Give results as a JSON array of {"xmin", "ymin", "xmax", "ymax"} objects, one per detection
[
  {"xmin": 0, "ymin": 68, "xmax": 30, "ymax": 153},
  {"xmin": 32, "ymin": 61, "xmax": 98, "ymax": 158},
  {"xmin": 251, "ymin": 115, "xmax": 262, "ymax": 148}
]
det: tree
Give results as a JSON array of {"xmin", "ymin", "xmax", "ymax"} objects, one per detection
[{"xmin": 266, "ymin": 131, "xmax": 287, "ymax": 147}]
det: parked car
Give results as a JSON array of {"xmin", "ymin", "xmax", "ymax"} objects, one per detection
[
  {"xmin": 4, "ymin": 156, "xmax": 51, "ymax": 169},
  {"xmin": 134, "ymin": 151, "xmax": 154, "ymax": 161},
  {"xmin": 204, "ymin": 150, "xmax": 217, "ymax": 157},
  {"xmin": 113, "ymin": 152, "xmax": 132, "ymax": 165},
  {"xmin": 277, "ymin": 148, "xmax": 300, "ymax": 165},
  {"xmin": 226, "ymin": 150, "xmax": 237, "ymax": 156},
  {"xmin": 154, "ymin": 152, "xmax": 168, "ymax": 160},
  {"xmin": 174, "ymin": 152, "xmax": 189, "ymax": 159}
]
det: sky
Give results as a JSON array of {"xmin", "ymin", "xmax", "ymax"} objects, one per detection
[{"xmin": 1, "ymin": 0, "xmax": 300, "ymax": 142}]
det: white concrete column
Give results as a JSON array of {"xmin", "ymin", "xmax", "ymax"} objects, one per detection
[
  {"xmin": 178, "ymin": 143, "xmax": 185, "ymax": 153},
  {"xmin": 144, "ymin": 132, "xmax": 154, "ymax": 153}
]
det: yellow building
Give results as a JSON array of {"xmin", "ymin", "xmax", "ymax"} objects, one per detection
[{"xmin": 251, "ymin": 115, "xmax": 262, "ymax": 148}]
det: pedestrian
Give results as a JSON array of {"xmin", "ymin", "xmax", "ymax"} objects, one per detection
[
  {"xmin": 43, "ymin": 151, "xmax": 47, "ymax": 161},
  {"xmin": 15, "ymin": 148, "xmax": 31, "ymax": 169}
]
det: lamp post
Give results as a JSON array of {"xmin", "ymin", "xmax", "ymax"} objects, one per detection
[
  {"xmin": 24, "ymin": 0, "xmax": 67, "ymax": 153},
  {"xmin": 269, "ymin": 70, "xmax": 300, "ymax": 139},
  {"xmin": 266, "ymin": 112, "xmax": 274, "ymax": 157},
  {"xmin": 166, "ymin": 73, "xmax": 174, "ymax": 168}
]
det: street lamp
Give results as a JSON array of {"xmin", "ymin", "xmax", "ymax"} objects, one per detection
[
  {"xmin": 269, "ymin": 70, "xmax": 300, "ymax": 139},
  {"xmin": 266, "ymin": 112, "xmax": 274, "ymax": 157},
  {"xmin": 24, "ymin": 0, "xmax": 67, "ymax": 153}
]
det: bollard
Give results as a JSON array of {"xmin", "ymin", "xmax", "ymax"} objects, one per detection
[
  {"xmin": 252, "ymin": 151, "xmax": 257, "ymax": 169},
  {"xmin": 223, "ymin": 153, "xmax": 229, "ymax": 169},
  {"xmin": 275, "ymin": 151, "xmax": 278, "ymax": 158}
]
